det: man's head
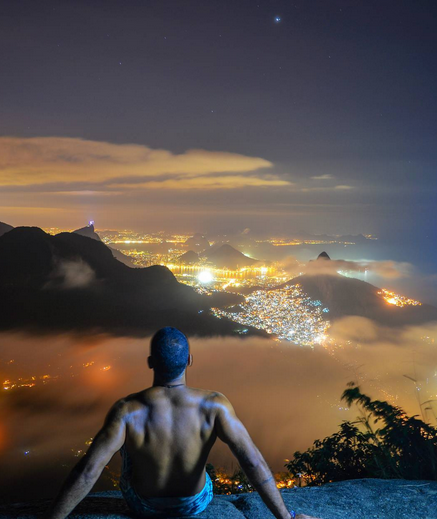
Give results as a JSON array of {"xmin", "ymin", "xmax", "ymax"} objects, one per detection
[{"xmin": 148, "ymin": 327, "xmax": 192, "ymax": 381}]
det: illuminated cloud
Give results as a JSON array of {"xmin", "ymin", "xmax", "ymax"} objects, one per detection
[
  {"xmin": 0, "ymin": 136, "xmax": 282, "ymax": 191},
  {"xmin": 115, "ymin": 175, "xmax": 290, "ymax": 190},
  {"xmin": 311, "ymin": 174, "xmax": 334, "ymax": 180},
  {"xmin": 282, "ymin": 256, "xmax": 412, "ymax": 279},
  {"xmin": 301, "ymin": 184, "xmax": 354, "ymax": 192}
]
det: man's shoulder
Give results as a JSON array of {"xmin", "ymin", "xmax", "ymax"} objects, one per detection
[
  {"xmin": 109, "ymin": 391, "xmax": 148, "ymax": 416},
  {"xmin": 194, "ymin": 388, "xmax": 233, "ymax": 411},
  {"xmin": 112, "ymin": 387, "xmax": 232, "ymax": 411}
]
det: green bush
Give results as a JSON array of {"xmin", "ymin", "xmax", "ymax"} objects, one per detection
[{"xmin": 285, "ymin": 382, "xmax": 437, "ymax": 485}]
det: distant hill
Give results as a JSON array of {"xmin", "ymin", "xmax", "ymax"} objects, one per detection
[
  {"xmin": 73, "ymin": 223, "xmax": 135, "ymax": 268},
  {"xmin": 184, "ymin": 234, "xmax": 210, "ymax": 253},
  {"xmin": 0, "ymin": 221, "xmax": 14, "ymax": 238},
  {"xmin": 177, "ymin": 250, "xmax": 199, "ymax": 265},
  {"xmin": 204, "ymin": 244, "xmax": 259, "ymax": 269},
  {"xmin": 317, "ymin": 251, "xmax": 331, "ymax": 260},
  {"xmin": 0, "ymin": 227, "xmax": 256, "ymax": 337},
  {"xmin": 292, "ymin": 274, "xmax": 437, "ymax": 326}
]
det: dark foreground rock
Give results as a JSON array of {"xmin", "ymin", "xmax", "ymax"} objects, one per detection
[{"xmin": 1, "ymin": 479, "xmax": 437, "ymax": 519}]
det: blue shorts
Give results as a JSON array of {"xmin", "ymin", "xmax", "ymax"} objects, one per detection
[{"xmin": 119, "ymin": 446, "xmax": 214, "ymax": 517}]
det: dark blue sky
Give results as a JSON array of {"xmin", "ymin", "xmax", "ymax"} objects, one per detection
[{"xmin": 0, "ymin": 0, "xmax": 436, "ymax": 245}]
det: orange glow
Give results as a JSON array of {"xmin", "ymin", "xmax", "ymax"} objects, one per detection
[{"xmin": 0, "ymin": 422, "xmax": 6, "ymax": 451}]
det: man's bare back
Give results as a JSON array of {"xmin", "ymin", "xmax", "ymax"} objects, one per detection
[
  {"xmin": 118, "ymin": 386, "xmax": 222, "ymax": 498},
  {"xmin": 46, "ymin": 327, "xmax": 321, "ymax": 519}
]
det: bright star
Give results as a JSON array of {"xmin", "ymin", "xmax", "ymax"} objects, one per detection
[{"xmin": 274, "ymin": 16, "xmax": 281, "ymax": 23}]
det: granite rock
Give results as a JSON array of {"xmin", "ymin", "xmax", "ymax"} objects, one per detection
[{"xmin": 1, "ymin": 479, "xmax": 437, "ymax": 519}]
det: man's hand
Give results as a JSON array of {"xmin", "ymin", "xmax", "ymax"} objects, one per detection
[{"xmin": 45, "ymin": 400, "xmax": 126, "ymax": 519}]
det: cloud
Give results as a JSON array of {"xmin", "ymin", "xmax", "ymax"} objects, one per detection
[
  {"xmin": 281, "ymin": 256, "xmax": 412, "ymax": 279},
  {"xmin": 0, "ymin": 136, "xmax": 285, "ymax": 192},
  {"xmin": 46, "ymin": 259, "xmax": 96, "ymax": 289},
  {"xmin": 311, "ymin": 174, "xmax": 334, "ymax": 180},
  {"xmin": 301, "ymin": 184, "xmax": 354, "ymax": 192}
]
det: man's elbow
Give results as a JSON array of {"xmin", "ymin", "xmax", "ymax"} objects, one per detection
[
  {"xmin": 233, "ymin": 447, "xmax": 261, "ymax": 472},
  {"xmin": 241, "ymin": 458, "xmax": 260, "ymax": 472},
  {"xmin": 74, "ymin": 459, "xmax": 102, "ymax": 485}
]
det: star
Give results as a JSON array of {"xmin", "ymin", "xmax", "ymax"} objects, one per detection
[{"xmin": 274, "ymin": 16, "xmax": 282, "ymax": 23}]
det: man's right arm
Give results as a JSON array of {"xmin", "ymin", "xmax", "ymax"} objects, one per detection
[{"xmin": 214, "ymin": 394, "xmax": 320, "ymax": 519}]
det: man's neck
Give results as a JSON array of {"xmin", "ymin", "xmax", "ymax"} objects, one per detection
[{"xmin": 152, "ymin": 372, "xmax": 187, "ymax": 388}]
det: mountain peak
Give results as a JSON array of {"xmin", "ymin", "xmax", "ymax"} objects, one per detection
[
  {"xmin": 205, "ymin": 244, "xmax": 258, "ymax": 269},
  {"xmin": 73, "ymin": 223, "xmax": 101, "ymax": 241},
  {"xmin": 0, "ymin": 221, "xmax": 14, "ymax": 238}
]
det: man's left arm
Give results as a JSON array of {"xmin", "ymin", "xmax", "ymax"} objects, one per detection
[{"xmin": 45, "ymin": 400, "xmax": 127, "ymax": 519}]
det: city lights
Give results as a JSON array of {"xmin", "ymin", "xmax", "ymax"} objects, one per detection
[
  {"xmin": 378, "ymin": 288, "xmax": 421, "ymax": 308},
  {"xmin": 212, "ymin": 284, "xmax": 330, "ymax": 346}
]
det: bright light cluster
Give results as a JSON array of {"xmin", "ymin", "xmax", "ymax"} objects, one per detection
[
  {"xmin": 378, "ymin": 288, "xmax": 421, "ymax": 308},
  {"xmin": 212, "ymin": 284, "xmax": 330, "ymax": 346},
  {"xmin": 3, "ymin": 374, "xmax": 56, "ymax": 391}
]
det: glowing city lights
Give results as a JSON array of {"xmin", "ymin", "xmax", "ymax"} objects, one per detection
[
  {"xmin": 212, "ymin": 284, "xmax": 330, "ymax": 346},
  {"xmin": 378, "ymin": 288, "xmax": 421, "ymax": 308}
]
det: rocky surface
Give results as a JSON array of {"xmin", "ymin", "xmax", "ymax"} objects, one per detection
[{"xmin": 1, "ymin": 479, "xmax": 437, "ymax": 519}]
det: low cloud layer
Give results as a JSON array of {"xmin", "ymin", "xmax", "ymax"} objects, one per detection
[
  {"xmin": 1, "ymin": 321, "xmax": 436, "ymax": 501},
  {"xmin": 281, "ymin": 256, "xmax": 412, "ymax": 279}
]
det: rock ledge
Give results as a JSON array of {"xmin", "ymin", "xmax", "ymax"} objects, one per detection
[{"xmin": 1, "ymin": 479, "xmax": 437, "ymax": 519}]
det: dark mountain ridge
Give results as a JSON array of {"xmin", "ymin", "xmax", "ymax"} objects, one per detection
[
  {"xmin": 292, "ymin": 273, "xmax": 437, "ymax": 326},
  {"xmin": 203, "ymin": 244, "xmax": 259, "ymax": 269},
  {"xmin": 0, "ymin": 221, "xmax": 14, "ymax": 238},
  {"xmin": 73, "ymin": 223, "xmax": 135, "ymax": 267},
  {"xmin": 0, "ymin": 227, "xmax": 253, "ymax": 336},
  {"xmin": 177, "ymin": 250, "xmax": 200, "ymax": 265}
]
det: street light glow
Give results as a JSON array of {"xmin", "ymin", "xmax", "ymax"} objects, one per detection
[{"xmin": 198, "ymin": 271, "xmax": 213, "ymax": 283}]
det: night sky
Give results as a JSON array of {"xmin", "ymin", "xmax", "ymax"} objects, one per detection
[{"xmin": 1, "ymin": 0, "xmax": 436, "ymax": 240}]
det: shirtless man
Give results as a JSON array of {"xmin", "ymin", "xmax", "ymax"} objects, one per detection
[{"xmin": 47, "ymin": 327, "xmax": 320, "ymax": 519}]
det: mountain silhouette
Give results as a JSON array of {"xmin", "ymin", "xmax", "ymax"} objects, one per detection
[
  {"xmin": 0, "ymin": 221, "xmax": 14, "ymax": 238},
  {"xmin": 204, "ymin": 244, "xmax": 259, "ymax": 269},
  {"xmin": 73, "ymin": 223, "xmax": 135, "ymax": 267},
  {"xmin": 317, "ymin": 251, "xmax": 331, "ymax": 260},
  {"xmin": 0, "ymin": 227, "xmax": 255, "ymax": 336},
  {"xmin": 184, "ymin": 234, "xmax": 210, "ymax": 253},
  {"xmin": 295, "ymin": 273, "xmax": 437, "ymax": 326},
  {"xmin": 73, "ymin": 223, "xmax": 101, "ymax": 241},
  {"xmin": 177, "ymin": 250, "xmax": 200, "ymax": 265}
]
